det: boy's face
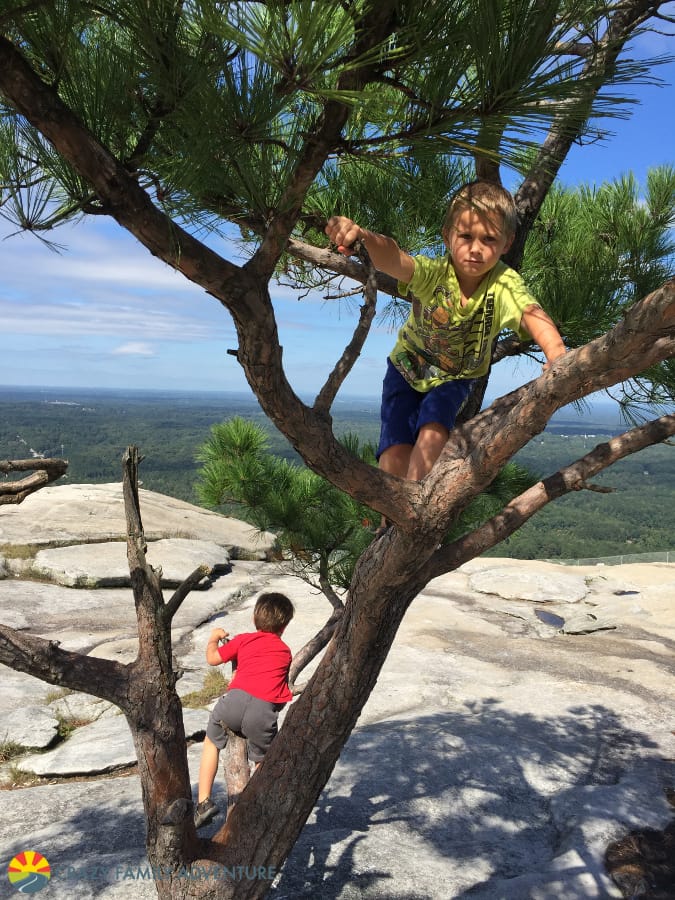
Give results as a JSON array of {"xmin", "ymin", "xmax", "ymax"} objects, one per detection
[{"xmin": 443, "ymin": 208, "xmax": 513, "ymax": 285}]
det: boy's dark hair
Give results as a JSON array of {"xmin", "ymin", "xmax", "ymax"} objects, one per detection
[
  {"xmin": 442, "ymin": 180, "xmax": 518, "ymax": 242},
  {"xmin": 253, "ymin": 592, "xmax": 295, "ymax": 634}
]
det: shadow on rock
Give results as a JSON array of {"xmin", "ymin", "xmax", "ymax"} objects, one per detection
[
  {"xmin": 2, "ymin": 779, "xmax": 148, "ymax": 898},
  {"xmin": 272, "ymin": 701, "xmax": 665, "ymax": 899}
]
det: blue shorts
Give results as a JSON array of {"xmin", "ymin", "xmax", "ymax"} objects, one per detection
[{"xmin": 377, "ymin": 359, "xmax": 474, "ymax": 459}]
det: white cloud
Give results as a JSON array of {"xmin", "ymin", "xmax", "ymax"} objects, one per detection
[
  {"xmin": 38, "ymin": 255, "xmax": 203, "ymax": 294},
  {"xmin": 111, "ymin": 342, "xmax": 156, "ymax": 357},
  {"xmin": 0, "ymin": 218, "xmax": 229, "ymax": 310},
  {"xmin": 0, "ymin": 298, "xmax": 227, "ymax": 341}
]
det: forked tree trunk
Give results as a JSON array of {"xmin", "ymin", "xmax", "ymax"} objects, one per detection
[
  {"xmin": 175, "ymin": 529, "xmax": 431, "ymax": 900},
  {"xmin": 125, "ymin": 668, "xmax": 197, "ymax": 877},
  {"xmin": 120, "ymin": 448, "xmax": 202, "ymax": 895}
]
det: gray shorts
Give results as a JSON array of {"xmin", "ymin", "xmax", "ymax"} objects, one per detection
[{"xmin": 206, "ymin": 689, "xmax": 284, "ymax": 762}]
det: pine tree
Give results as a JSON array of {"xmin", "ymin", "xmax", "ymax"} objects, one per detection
[{"xmin": 1, "ymin": 3, "xmax": 674, "ymax": 897}]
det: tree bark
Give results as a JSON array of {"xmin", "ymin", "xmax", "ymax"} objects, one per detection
[
  {"xmin": 120, "ymin": 447, "xmax": 205, "ymax": 883},
  {"xmin": 222, "ymin": 731, "xmax": 250, "ymax": 818}
]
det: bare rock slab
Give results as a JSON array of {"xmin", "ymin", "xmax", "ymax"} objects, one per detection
[
  {"xmin": 0, "ymin": 580, "xmax": 137, "ymax": 634},
  {"xmin": 16, "ymin": 708, "xmax": 207, "ymax": 777},
  {"xmin": 18, "ymin": 714, "xmax": 135, "ymax": 777},
  {"xmin": 28, "ymin": 538, "xmax": 230, "ymax": 588},
  {"xmin": 48, "ymin": 693, "xmax": 118, "ymax": 724},
  {"xmin": 0, "ymin": 482, "xmax": 276, "ymax": 559},
  {"xmin": 2, "ymin": 706, "xmax": 60, "ymax": 750},
  {"xmin": 468, "ymin": 565, "xmax": 588, "ymax": 603}
]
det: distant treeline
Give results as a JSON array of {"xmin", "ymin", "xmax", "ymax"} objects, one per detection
[
  {"xmin": 0, "ymin": 387, "xmax": 381, "ymax": 503},
  {"xmin": 1, "ymin": 387, "xmax": 672, "ymax": 561}
]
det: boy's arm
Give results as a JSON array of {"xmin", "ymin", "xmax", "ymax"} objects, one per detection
[
  {"xmin": 205, "ymin": 627, "xmax": 229, "ymax": 666},
  {"xmin": 521, "ymin": 305, "xmax": 566, "ymax": 370},
  {"xmin": 325, "ymin": 216, "xmax": 415, "ymax": 283}
]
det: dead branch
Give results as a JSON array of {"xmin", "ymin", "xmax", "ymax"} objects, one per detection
[
  {"xmin": 122, "ymin": 446, "xmax": 179, "ymax": 681},
  {"xmin": 164, "ymin": 565, "xmax": 214, "ymax": 623},
  {"xmin": 0, "ymin": 457, "xmax": 67, "ymax": 504},
  {"xmin": 286, "ymin": 235, "xmax": 401, "ymax": 299},
  {"xmin": 222, "ymin": 729, "xmax": 250, "ymax": 818}
]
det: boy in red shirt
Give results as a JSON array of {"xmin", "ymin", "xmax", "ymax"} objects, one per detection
[{"xmin": 194, "ymin": 591, "xmax": 295, "ymax": 829}]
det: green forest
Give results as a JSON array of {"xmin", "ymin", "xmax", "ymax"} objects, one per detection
[{"xmin": 1, "ymin": 386, "xmax": 672, "ymax": 562}]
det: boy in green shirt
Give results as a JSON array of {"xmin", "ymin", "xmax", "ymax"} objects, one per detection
[{"xmin": 325, "ymin": 181, "xmax": 565, "ymax": 532}]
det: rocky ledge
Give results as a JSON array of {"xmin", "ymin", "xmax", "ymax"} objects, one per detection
[{"xmin": 0, "ymin": 483, "xmax": 673, "ymax": 899}]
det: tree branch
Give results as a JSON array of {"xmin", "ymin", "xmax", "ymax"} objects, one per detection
[
  {"xmin": 410, "ymin": 278, "xmax": 675, "ymax": 537},
  {"xmin": 0, "ymin": 626, "xmax": 128, "ymax": 705},
  {"xmin": 0, "ymin": 35, "xmax": 402, "ymax": 531},
  {"xmin": 288, "ymin": 605, "xmax": 343, "ymax": 689},
  {"xmin": 422, "ymin": 412, "xmax": 675, "ymax": 581},
  {"xmin": 163, "ymin": 566, "xmax": 214, "ymax": 624},
  {"xmin": 510, "ymin": 0, "xmax": 665, "ymax": 267},
  {"xmin": 285, "ymin": 236, "xmax": 402, "ymax": 298},
  {"xmin": 222, "ymin": 729, "xmax": 250, "ymax": 817},
  {"xmin": 0, "ymin": 458, "xmax": 67, "ymax": 504},
  {"xmin": 122, "ymin": 446, "xmax": 177, "ymax": 677},
  {"xmin": 248, "ymin": 2, "xmax": 401, "ymax": 281},
  {"xmin": 0, "ymin": 35, "xmax": 250, "ymax": 303},
  {"xmin": 314, "ymin": 241, "xmax": 378, "ymax": 413}
]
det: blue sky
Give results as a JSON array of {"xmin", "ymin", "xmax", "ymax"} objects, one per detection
[{"xmin": 1, "ymin": 25, "xmax": 673, "ymax": 402}]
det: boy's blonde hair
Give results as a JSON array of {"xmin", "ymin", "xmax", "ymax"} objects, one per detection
[
  {"xmin": 253, "ymin": 592, "xmax": 295, "ymax": 634},
  {"xmin": 442, "ymin": 181, "xmax": 518, "ymax": 243}
]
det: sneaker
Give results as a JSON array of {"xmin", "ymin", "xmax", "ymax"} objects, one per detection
[{"xmin": 194, "ymin": 798, "xmax": 219, "ymax": 829}]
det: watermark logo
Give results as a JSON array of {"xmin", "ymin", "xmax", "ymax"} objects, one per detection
[{"xmin": 7, "ymin": 851, "xmax": 51, "ymax": 894}]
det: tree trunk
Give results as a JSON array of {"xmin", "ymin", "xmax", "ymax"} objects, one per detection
[
  {"xmin": 174, "ymin": 530, "xmax": 431, "ymax": 900},
  {"xmin": 125, "ymin": 669, "xmax": 197, "ymax": 885},
  {"xmin": 120, "ymin": 448, "xmax": 202, "ymax": 892}
]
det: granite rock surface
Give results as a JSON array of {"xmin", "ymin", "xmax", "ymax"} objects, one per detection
[{"xmin": 1, "ymin": 485, "xmax": 673, "ymax": 899}]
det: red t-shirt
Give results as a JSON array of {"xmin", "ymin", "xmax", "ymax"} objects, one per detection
[{"xmin": 217, "ymin": 631, "xmax": 293, "ymax": 704}]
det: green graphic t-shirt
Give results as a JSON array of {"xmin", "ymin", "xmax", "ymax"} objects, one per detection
[{"xmin": 392, "ymin": 256, "xmax": 540, "ymax": 391}]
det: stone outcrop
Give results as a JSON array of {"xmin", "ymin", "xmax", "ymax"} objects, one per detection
[
  {"xmin": 0, "ymin": 482, "xmax": 276, "ymax": 559},
  {"xmin": 0, "ymin": 484, "xmax": 673, "ymax": 899},
  {"xmin": 16, "ymin": 538, "xmax": 231, "ymax": 588}
]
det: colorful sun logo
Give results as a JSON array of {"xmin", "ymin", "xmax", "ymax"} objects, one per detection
[{"xmin": 7, "ymin": 851, "xmax": 51, "ymax": 894}]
